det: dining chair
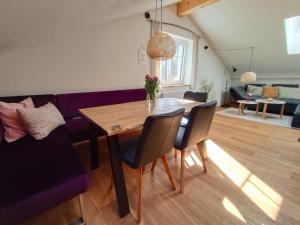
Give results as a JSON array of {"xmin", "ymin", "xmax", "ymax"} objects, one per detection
[
  {"xmin": 152, "ymin": 101, "xmax": 217, "ymax": 193},
  {"xmin": 180, "ymin": 91, "xmax": 208, "ymax": 127},
  {"xmin": 119, "ymin": 108, "xmax": 185, "ymax": 223},
  {"xmin": 183, "ymin": 91, "xmax": 208, "ymax": 103}
]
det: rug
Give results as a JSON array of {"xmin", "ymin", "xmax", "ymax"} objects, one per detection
[{"xmin": 217, "ymin": 107, "xmax": 293, "ymax": 128}]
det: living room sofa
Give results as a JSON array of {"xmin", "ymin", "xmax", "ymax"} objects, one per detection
[
  {"xmin": 229, "ymin": 84, "xmax": 300, "ymax": 128},
  {"xmin": 0, "ymin": 88, "xmax": 146, "ymax": 225}
]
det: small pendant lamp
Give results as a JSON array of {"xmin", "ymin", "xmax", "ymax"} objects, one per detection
[
  {"xmin": 240, "ymin": 47, "xmax": 257, "ymax": 83},
  {"xmin": 147, "ymin": 0, "xmax": 176, "ymax": 61}
]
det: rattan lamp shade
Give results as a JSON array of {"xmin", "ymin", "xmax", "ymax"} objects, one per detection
[{"xmin": 147, "ymin": 32, "xmax": 176, "ymax": 61}]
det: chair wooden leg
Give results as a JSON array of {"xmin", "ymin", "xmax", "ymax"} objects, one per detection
[
  {"xmin": 202, "ymin": 139, "xmax": 208, "ymax": 160},
  {"xmin": 180, "ymin": 150, "xmax": 185, "ymax": 193},
  {"xmin": 151, "ymin": 160, "xmax": 157, "ymax": 172},
  {"xmin": 142, "ymin": 166, "xmax": 146, "ymax": 175},
  {"xmin": 161, "ymin": 155, "xmax": 176, "ymax": 190},
  {"xmin": 197, "ymin": 141, "xmax": 207, "ymax": 173},
  {"xmin": 136, "ymin": 168, "xmax": 142, "ymax": 224}
]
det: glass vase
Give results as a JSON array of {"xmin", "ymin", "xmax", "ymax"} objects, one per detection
[{"xmin": 146, "ymin": 93, "xmax": 156, "ymax": 109}]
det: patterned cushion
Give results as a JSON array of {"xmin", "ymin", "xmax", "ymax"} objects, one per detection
[
  {"xmin": 262, "ymin": 86, "xmax": 279, "ymax": 98},
  {"xmin": 248, "ymin": 85, "xmax": 263, "ymax": 96},
  {"xmin": 17, "ymin": 103, "xmax": 65, "ymax": 140},
  {"xmin": 0, "ymin": 98, "xmax": 35, "ymax": 143}
]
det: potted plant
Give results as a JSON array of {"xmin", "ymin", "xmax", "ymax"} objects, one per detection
[{"xmin": 201, "ymin": 80, "xmax": 214, "ymax": 100}]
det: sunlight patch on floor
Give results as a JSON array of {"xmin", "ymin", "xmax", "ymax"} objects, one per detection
[
  {"xmin": 206, "ymin": 139, "xmax": 283, "ymax": 221},
  {"xmin": 184, "ymin": 151, "xmax": 204, "ymax": 168},
  {"xmin": 223, "ymin": 197, "xmax": 246, "ymax": 223}
]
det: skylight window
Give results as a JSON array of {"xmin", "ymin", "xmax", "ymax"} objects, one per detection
[{"xmin": 285, "ymin": 16, "xmax": 300, "ymax": 55}]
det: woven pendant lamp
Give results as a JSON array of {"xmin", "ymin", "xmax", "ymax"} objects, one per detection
[
  {"xmin": 147, "ymin": 0, "xmax": 176, "ymax": 61},
  {"xmin": 147, "ymin": 32, "xmax": 176, "ymax": 61},
  {"xmin": 240, "ymin": 47, "xmax": 257, "ymax": 83}
]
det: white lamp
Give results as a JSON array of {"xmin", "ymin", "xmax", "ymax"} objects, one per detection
[
  {"xmin": 240, "ymin": 72, "xmax": 256, "ymax": 83},
  {"xmin": 240, "ymin": 47, "xmax": 257, "ymax": 84}
]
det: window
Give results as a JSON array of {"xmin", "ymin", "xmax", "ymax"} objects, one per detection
[
  {"xmin": 295, "ymin": 16, "xmax": 300, "ymax": 33},
  {"xmin": 285, "ymin": 16, "xmax": 300, "ymax": 55},
  {"xmin": 159, "ymin": 34, "xmax": 194, "ymax": 86}
]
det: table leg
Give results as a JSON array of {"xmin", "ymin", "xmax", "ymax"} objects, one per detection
[
  {"xmin": 89, "ymin": 122, "xmax": 99, "ymax": 170},
  {"xmin": 107, "ymin": 135, "xmax": 130, "ymax": 218},
  {"xmin": 241, "ymin": 104, "xmax": 246, "ymax": 114},
  {"xmin": 238, "ymin": 103, "xmax": 242, "ymax": 115},
  {"xmin": 280, "ymin": 104, "xmax": 285, "ymax": 119},
  {"xmin": 256, "ymin": 103, "xmax": 259, "ymax": 117},
  {"xmin": 262, "ymin": 103, "xmax": 268, "ymax": 119}
]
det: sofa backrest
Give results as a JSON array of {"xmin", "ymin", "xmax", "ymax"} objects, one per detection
[
  {"xmin": 56, "ymin": 89, "xmax": 146, "ymax": 119},
  {"xmin": 272, "ymin": 84, "xmax": 299, "ymax": 88},
  {"xmin": 0, "ymin": 95, "xmax": 57, "ymax": 107}
]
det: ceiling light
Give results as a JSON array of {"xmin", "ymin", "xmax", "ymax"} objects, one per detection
[{"xmin": 147, "ymin": 0, "xmax": 176, "ymax": 61}]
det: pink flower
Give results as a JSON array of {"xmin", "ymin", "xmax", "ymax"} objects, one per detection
[{"xmin": 145, "ymin": 75, "xmax": 150, "ymax": 80}]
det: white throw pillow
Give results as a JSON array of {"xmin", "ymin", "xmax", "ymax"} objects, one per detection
[
  {"xmin": 279, "ymin": 87, "xmax": 300, "ymax": 99},
  {"xmin": 247, "ymin": 85, "xmax": 263, "ymax": 96},
  {"xmin": 17, "ymin": 103, "xmax": 65, "ymax": 140}
]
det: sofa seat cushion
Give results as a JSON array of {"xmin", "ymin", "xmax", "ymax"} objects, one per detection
[
  {"xmin": 0, "ymin": 126, "xmax": 90, "ymax": 225},
  {"xmin": 65, "ymin": 117, "xmax": 91, "ymax": 143},
  {"xmin": 295, "ymin": 104, "xmax": 300, "ymax": 115},
  {"xmin": 292, "ymin": 105, "xmax": 300, "ymax": 128}
]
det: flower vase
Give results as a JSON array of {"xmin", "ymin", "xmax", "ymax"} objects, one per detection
[{"xmin": 147, "ymin": 94, "xmax": 156, "ymax": 109}]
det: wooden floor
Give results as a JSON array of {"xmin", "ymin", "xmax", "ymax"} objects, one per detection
[{"xmin": 20, "ymin": 113, "xmax": 300, "ymax": 225}]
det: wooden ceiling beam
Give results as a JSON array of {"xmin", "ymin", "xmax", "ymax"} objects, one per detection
[{"xmin": 177, "ymin": 0, "xmax": 219, "ymax": 16}]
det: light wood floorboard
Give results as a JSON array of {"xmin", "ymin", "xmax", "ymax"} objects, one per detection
[{"xmin": 19, "ymin": 113, "xmax": 300, "ymax": 225}]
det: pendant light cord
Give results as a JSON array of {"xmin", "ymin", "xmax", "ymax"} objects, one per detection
[
  {"xmin": 249, "ymin": 47, "xmax": 254, "ymax": 72},
  {"xmin": 154, "ymin": 0, "xmax": 157, "ymax": 33},
  {"xmin": 160, "ymin": 0, "xmax": 163, "ymax": 32}
]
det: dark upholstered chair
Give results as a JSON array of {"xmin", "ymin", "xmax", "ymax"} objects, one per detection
[
  {"xmin": 119, "ymin": 108, "xmax": 184, "ymax": 223},
  {"xmin": 152, "ymin": 101, "xmax": 217, "ymax": 193},
  {"xmin": 176, "ymin": 101, "xmax": 217, "ymax": 192},
  {"xmin": 181, "ymin": 91, "xmax": 208, "ymax": 127},
  {"xmin": 183, "ymin": 91, "xmax": 208, "ymax": 103}
]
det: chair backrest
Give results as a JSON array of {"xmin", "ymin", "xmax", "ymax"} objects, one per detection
[
  {"xmin": 181, "ymin": 101, "xmax": 217, "ymax": 149},
  {"xmin": 184, "ymin": 91, "xmax": 208, "ymax": 103},
  {"xmin": 134, "ymin": 108, "xmax": 185, "ymax": 168}
]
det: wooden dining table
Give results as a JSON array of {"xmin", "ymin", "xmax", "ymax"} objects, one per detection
[{"xmin": 79, "ymin": 97, "xmax": 200, "ymax": 218}]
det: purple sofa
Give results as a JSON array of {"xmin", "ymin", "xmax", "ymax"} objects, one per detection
[
  {"xmin": 0, "ymin": 88, "xmax": 146, "ymax": 225},
  {"xmin": 56, "ymin": 88, "xmax": 147, "ymax": 143}
]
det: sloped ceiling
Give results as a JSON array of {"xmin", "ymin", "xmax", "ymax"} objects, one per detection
[
  {"xmin": 0, "ymin": 0, "xmax": 179, "ymax": 51},
  {"xmin": 192, "ymin": 0, "xmax": 300, "ymax": 75}
]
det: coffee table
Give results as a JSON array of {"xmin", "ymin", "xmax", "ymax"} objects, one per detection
[
  {"xmin": 237, "ymin": 100, "xmax": 258, "ymax": 116},
  {"xmin": 255, "ymin": 99, "xmax": 286, "ymax": 119}
]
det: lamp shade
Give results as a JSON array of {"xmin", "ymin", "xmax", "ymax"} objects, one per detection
[
  {"xmin": 240, "ymin": 72, "xmax": 257, "ymax": 83},
  {"xmin": 147, "ymin": 32, "xmax": 176, "ymax": 61}
]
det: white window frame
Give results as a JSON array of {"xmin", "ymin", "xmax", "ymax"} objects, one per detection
[{"xmin": 159, "ymin": 33, "xmax": 194, "ymax": 87}]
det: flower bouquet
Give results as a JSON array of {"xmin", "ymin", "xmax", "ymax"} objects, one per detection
[{"xmin": 144, "ymin": 74, "xmax": 160, "ymax": 108}]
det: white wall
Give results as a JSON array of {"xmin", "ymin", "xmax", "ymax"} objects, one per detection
[
  {"xmin": 196, "ymin": 39, "xmax": 231, "ymax": 104},
  {"xmin": 0, "ymin": 5, "xmax": 228, "ymax": 105}
]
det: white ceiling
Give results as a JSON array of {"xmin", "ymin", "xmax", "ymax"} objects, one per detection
[
  {"xmin": 0, "ymin": 0, "xmax": 179, "ymax": 51},
  {"xmin": 192, "ymin": 0, "xmax": 300, "ymax": 75}
]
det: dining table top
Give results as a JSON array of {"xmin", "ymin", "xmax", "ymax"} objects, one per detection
[{"xmin": 79, "ymin": 98, "xmax": 200, "ymax": 136}]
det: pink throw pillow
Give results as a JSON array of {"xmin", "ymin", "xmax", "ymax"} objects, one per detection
[{"xmin": 0, "ymin": 98, "xmax": 35, "ymax": 143}]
